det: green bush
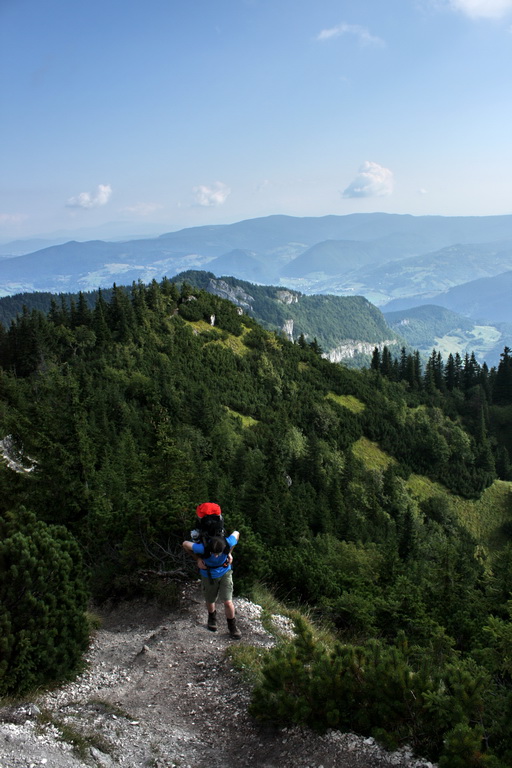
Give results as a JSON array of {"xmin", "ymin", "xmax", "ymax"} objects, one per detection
[
  {"xmin": 0, "ymin": 508, "xmax": 89, "ymax": 696},
  {"xmin": 250, "ymin": 617, "xmax": 496, "ymax": 762}
]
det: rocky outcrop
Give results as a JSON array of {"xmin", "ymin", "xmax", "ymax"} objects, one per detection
[
  {"xmin": 276, "ymin": 290, "xmax": 299, "ymax": 305},
  {"xmin": 282, "ymin": 319, "xmax": 294, "ymax": 341},
  {"xmin": 326, "ymin": 339, "xmax": 398, "ymax": 363},
  {"xmin": 0, "ymin": 435, "xmax": 36, "ymax": 474},
  {"xmin": 206, "ymin": 278, "xmax": 254, "ymax": 313}
]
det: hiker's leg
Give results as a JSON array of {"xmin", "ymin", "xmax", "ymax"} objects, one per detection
[
  {"xmin": 218, "ymin": 572, "xmax": 241, "ymax": 638},
  {"xmin": 223, "ymin": 599, "xmax": 235, "ymax": 620},
  {"xmin": 217, "ymin": 572, "xmax": 234, "ymax": 612},
  {"xmin": 201, "ymin": 579, "xmax": 219, "ymax": 630},
  {"xmin": 201, "ymin": 578, "xmax": 220, "ymax": 608},
  {"xmin": 224, "ymin": 600, "xmax": 241, "ymax": 638}
]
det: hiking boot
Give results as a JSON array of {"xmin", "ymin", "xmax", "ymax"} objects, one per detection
[
  {"xmin": 227, "ymin": 617, "xmax": 241, "ymax": 639},
  {"xmin": 207, "ymin": 610, "xmax": 217, "ymax": 632}
]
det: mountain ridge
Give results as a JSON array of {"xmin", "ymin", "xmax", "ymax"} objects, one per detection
[
  {"xmin": 3, "ymin": 211, "xmax": 512, "ymax": 364},
  {"xmin": 4, "ymin": 212, "xmax": 512, "ymax": 300}
]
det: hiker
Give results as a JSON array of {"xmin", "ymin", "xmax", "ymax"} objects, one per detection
[{"xmin": 182, "ymin": 503, "xmax": 241, "ymax": 639}]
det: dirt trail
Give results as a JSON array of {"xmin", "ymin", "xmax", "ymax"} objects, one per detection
[{"xmin": 0, "ymin": 583, "xmax": 436, "ymax": 768}]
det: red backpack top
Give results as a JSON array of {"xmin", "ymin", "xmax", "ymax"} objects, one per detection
[
  {"xmin": 196, "ymin": 502, "xmax": 222, "ymax": 519},
  {"xmin": 195, "ymin": 502, "xmax": 226, "ymax": 542}
]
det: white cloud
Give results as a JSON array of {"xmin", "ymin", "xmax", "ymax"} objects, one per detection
[
  {"xmin": 316, "ymin": 23, "xmax": 385, "ymax": 46},
  {"xmin": 0, "ymin": 213, "xmax": 26, "ymax": 225},
  {"xmin": 342, "ymin": 161, "xmax": 394, "ymax": 199},
  {"xmin": 121, "ymin": 202, "xmax": 164, "ymax": 217},
  {"xmin": 448, "ymin": 0, "xmax": 512, "ymax": 18},
  {"xmin": 192, "ymin": 181, "xmax": 231, "ymax": 207},
  {"xmin": 67, "ymin": 184, "xmax": 112, "ymax": 209}
]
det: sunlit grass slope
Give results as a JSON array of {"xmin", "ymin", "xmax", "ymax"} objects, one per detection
[{"xmin": 354, "ymin": 437, "xmax": 512, "ymax": 555}]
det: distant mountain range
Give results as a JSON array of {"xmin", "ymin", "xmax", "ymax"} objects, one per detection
[{"xmin": 2, "ymin": 212, "xmax": 512, "ymax": 366}]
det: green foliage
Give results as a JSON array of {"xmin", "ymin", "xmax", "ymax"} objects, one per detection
[
  {"xmin": 0, "ymin": 508, "xmax": 89, "ymax": 696},
  {"xmin": 251, "ymin": 619, "xmax": 496, "ymax": 762},
  {"xmin": 1, "ymin": 278, "xmax": 512, "ymax": 762},
  {"xmin": 439, "ymin": 724, "xmax": 501, "ymax": 768}
]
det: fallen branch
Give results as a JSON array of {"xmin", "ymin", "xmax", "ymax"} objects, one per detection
[{"xmin": 137, "ymin": 568, "xmax": 189, "ymax": 580}]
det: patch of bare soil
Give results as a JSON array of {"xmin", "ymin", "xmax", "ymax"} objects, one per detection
[{"xmin": 0, "ymin": 582, "xmax": 436, "ymax": 768}]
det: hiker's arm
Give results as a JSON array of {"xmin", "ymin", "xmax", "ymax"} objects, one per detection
[
  {"xmin": 182, "ymin": 541, "xmax": 206, "ymax": 570},
  {"xmin": 225, "ymin": 531, "xmax": 239, "ymax": 561},
  {"xmin": 182, "ymin": 540, "xmax": 200, "ymax": 561}
]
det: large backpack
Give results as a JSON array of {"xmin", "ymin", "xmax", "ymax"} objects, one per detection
[{"xmin": 194, "ymin": 502, "xmax": 231, "ymax": 561}]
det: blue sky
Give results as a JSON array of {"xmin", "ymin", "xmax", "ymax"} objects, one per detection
[{"xmin": 2, "ymin": 0, "xmax": 512, "ymax": 241}]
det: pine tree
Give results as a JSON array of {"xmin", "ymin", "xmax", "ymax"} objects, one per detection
[
  {"xmin": 445, "ymin": 353, "xmax": 457, "ymax": 391},
  {"xmin": 493, "ymin": 347, "xmax": 512, "ymax": 404},
  {"xmin": 0, "ymin": 508, "xmax": 89, "ymax": 696}
]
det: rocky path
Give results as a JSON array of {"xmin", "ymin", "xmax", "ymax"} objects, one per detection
[{"xmin": 0, "ymin": 583, "xmax": 436, "ymax": 768}]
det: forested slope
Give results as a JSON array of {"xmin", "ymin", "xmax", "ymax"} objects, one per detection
[
  {"xmin": 0, "ymin": 272, "xmax": 402, "ymax": 365},
  {"xmin": 1, "ymin": 279, "xmax": 512, "ymax": 766}
]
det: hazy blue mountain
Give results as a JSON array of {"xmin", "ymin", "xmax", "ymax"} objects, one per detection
[
  {"xmin": 385, "ymin": 269, "xmax": 512, "ymax": 324},
  {"xmin": 281, "ymin": 240, "xmax": 383, "ymax": 277},
  {"xmin": 0, "ymin": 239, "xmax": 63, "ymax": 257},
  {"xmin": 206, "ymin": 249, "xmax": 270, "ymax": 282},
  {"xmin": 429, "ymin": 270, "xmax": 512, "ymax": 324},
  {"xmin": 0, "ymin": 238, "xmax": 211, "ymax": 296},
  {"xmin": 353, "ymin": 241, "xmax": 512, "ymax": 305},
  {"xmin": 3, "ymin": 213, "xmax": 512, "ymax": 325},
  {"xmin": 0, "ymin": 221, "xmax": 170, "ymax": 255}
]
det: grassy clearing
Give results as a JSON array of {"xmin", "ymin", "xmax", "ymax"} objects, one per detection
[
  {"xmin": 352, "ymin": 436, "xmax": 396, "ymax": 472},
  {"xmin": 353, "ymin": 438, "xmax": 512, "ymax": 559},
  {"xmin": 224, "ymin": 406, "xmax": 259, "ymax": 428},
  {"xmin": 326, "ymin": 392, "xmax": 366, "ymax": 413},
  {"xmin": 406, "ymin": 473, "xmax": 447, "ymax": 501},
  {"xmin": 451, "ymin": 480, "xmax": 512, "ymax": 550},
  {"xmin": 219, "ymin": 332, "xmax": 250, "ymax": 355},
  {"xmin": 189, "ymin": 319, "xmax": 213, "ymax": 333},
  {"xmin": 188, "ymin": 319, "xmax": 250, "ymax": 355},
  {"xmin": 406, "ymin": 475, "xmax": 512, "ymax": 554}
]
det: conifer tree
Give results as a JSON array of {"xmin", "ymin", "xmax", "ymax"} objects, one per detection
[
  {"xmin": 92, "ymin": 290, "xmax": 111, "ymax": 346},
  {"xmin": 0, "ymin": 508, "xmax": 89, "ymax": 696},
  {"xmin": 493, "ymin": 347, "xmax": 512, "ymax": 405},
  {"xmin": 445, "ymin": 353, "xmax": 457, "ymax": 391}
]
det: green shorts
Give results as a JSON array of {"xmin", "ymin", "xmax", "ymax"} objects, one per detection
[{"xmin": 201, "ymin": 570, "xmax": 233, "ymax": 604}]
